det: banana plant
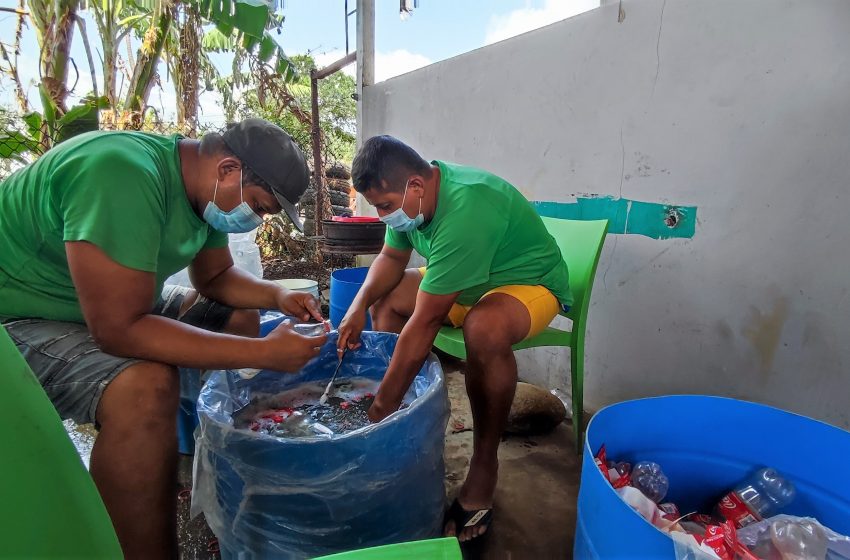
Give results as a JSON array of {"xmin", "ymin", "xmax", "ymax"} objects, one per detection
[
  {"xmin": 26, "ymin": 0, "xmax": 79, "ymax": 146},
  {"xmin": 0, "ymin": 95, "xmax": 109, "ymax": 161},
  {"xmin": 87, "ymin": 0, "xmax": 152, "ymax": 123},
  {"xmin": 122, "ymin": 0, "xmax": 294, "ymax": 130},
  {"xmin": 119, "ymin": 0, "xmax": 176, "ymax": 129},
  {"xmin": 19, "ymin": 0, "xmax": 289, "ymax": 140},
  {"xmin": 163, "ymin": 3, "xmax": 205, "ymax": 136},
  {"xmin": 200, "ymin": 4, "xmax": 297, "ymax": 83}
]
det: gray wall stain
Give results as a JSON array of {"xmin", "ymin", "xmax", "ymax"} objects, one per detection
[
  {"xmin": 742, "ymin": 297, "xmax": 789, "ymax": 374},
  {"xmin": 715, "ymin": 320, "xmax": 734, "ymax": 343}
]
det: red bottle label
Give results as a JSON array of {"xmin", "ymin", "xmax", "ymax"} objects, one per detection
[{"xmin": 717, "ymin": 491, "xmax": 760, "ymax": 528}]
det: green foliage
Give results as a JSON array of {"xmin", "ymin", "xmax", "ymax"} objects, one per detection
[
  {"xmin": 198, "ymin": 2, "xmax": 296, "ymax": 83},
  {"xmin": 0, "ymin": 95, "xmax": 109, "ymax": 163},
  {"xmin": 235, "ymin": 54, "xmax": 356, "ymax": 163}
]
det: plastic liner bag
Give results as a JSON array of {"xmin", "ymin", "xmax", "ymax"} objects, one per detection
[
  {"xmin": 672, "ymin": 531, "xmax": 731, "ymax": 560},
  {"xmin": 191, "ymin": 331, "xmax": 450, "ymax": 559},
  {"xmin": 736, "ymin": 515, "xmax": 850, "ymax": 560}
]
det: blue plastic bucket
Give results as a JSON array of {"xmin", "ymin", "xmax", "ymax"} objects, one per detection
[
  {"xmin": 330, "ymin": 267, "xmax": 372, "ymax": 330},
  {"xmin": 176, "ymin": 390, "xmax": 199, "ymax": 455},
  {"xmin": 177, "ymin": 368, "xmax": 203, "ymax": 455},
  {"xmin": 575, "ymin": 396, "xmax": 850, "ymax": 559}
]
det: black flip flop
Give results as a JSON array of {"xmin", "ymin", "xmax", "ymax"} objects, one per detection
[{"xmin": 444, "ymin": 498, "xmax": 493, "ymax": 542}]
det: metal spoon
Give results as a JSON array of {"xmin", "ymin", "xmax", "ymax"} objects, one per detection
[{"xmin": 319, "ymin": 348, "xmax": 347, "ymax": 404}]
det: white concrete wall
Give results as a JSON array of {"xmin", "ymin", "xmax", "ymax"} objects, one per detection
[{"xmin": 360, "ymin": 0, "xmax": 850, "ymax": 429}]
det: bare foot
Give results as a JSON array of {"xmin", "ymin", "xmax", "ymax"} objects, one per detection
[{"xmin": 444, "ymin": 457, "xmax": 498, "ymax": 542}]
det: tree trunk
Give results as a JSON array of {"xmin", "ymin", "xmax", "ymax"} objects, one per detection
[
  {"xmin": 29, "ymin": 0, "xmax": 78, "ymax": 116},
  {"xmin": 100, "ymin": 30, "xmax": 118, "ymax": 127},
  {"xmin": 121, "ymin": 1, "xmax": 175, "ymax": 130},
  {"xmin": 175, "ymin": 5, "xmax": 201, "ymax": 137},
  {"xmin": 90, "ymin": 2, "xmax": 119, "ymax": 127}
]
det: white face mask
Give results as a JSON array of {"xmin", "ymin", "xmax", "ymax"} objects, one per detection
[
  {"xmin": 379, "ymin": 180, "xmax": 424, "ymax": 233},
  {"xmin": 202, "ymin": 169, "xmax": 264, "ymax": 233}
]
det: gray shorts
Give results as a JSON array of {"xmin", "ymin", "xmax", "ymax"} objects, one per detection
[{"xmin": 2, "ymin": 286, "xmax": 234, "ymax": 426}]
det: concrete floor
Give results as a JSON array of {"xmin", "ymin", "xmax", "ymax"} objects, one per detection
[
  {"xmin": 440, "ymin": 357, "xmax": 582, "ymax": 560},
  {"xmin": 72, "ymin": 355, "xmax": 583, "ymax": 559}
]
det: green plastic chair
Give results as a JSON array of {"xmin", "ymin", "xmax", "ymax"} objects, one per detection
[
  {"xmin": 433, "ymin": 217, "xmax": 608, "ymax": 452},
  {"xmin": 0, "ymin": 324, "xmax": 122, "ymax": 558},
  {"xmin": 312, "ymin": 537, "xmax": 462, "ymax": 559}
]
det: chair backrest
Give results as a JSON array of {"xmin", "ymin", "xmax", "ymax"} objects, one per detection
[
  {"xmin": 0, "ymin": 325, "xmax": 122, "ymax": 558},
  {"xmin": 540, "ymin": 217, "xmax": 608, "ymax": 325}
]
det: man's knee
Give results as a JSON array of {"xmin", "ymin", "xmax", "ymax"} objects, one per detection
[
  {"xmin": 373, "ymin": 269, "xmax": 421, "ymax": 318},
  {"xmin": 370, "ymin": 293, "xmax": 392, "ymax": 318},
  {"xmin": 224, "ymin": 308, "xmax": 260, "ymax": 337},
  {"xmin": 463, "ymin": 294, "xmax": 531, "ymax": 354},
  {"xmin": 463, "ymin": 312, "xmax": 513, "ymax": 354},
  {"xmin": 98, "ymin": 362, "xmax": 179, "ymax": 428}
]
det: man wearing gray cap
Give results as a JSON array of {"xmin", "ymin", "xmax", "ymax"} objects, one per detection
[{"xmin": 0, "ymin": 118, "xmax": 322, "ymax": 558}]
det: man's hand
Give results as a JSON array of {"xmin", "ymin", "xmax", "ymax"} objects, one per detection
[
  {"xmin": 275, "ymin": 289, "xmax": 323, "ymax": 322},
  {"xmin": 337, "ymin": 305, "xmax": 367, "ymax": 355},
  {"xmin": 367, "ymin": 394, "xmax": 402, "ymax": 423},
  {"xmin": 261, "ymin": 321, "xmax": 326, "ymax": 372},
  {"xmin": 367, "ymin": 289, "xmax": 460, "ymax": 422}
]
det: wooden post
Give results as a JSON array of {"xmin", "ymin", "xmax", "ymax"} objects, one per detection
[{"xmin": 310, "ymin": 67, "xmax": 323, "ymax": 239}]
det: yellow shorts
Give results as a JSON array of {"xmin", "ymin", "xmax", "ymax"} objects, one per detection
[{"xmin": 418, "ymin": 267, "xmax": 561, "ymax": 340}]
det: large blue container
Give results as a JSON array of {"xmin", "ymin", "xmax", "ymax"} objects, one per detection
[
  {"xmin": 192, "ymin": 332, "xmax": 449, "ymax": 559},
  {"xmin": 330, "ymin": 267, "xmax": 372, "ymax": 330},
  {"xmin": 575, "ymin": 396, "xmax": 850, "ymax": 559},
  {"xmin": 177, "ymin": 367, "xmax": 205, "ymax": 455}
]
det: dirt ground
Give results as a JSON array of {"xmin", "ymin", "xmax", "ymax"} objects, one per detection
[
  {"xmin": 69, "ymin": 355, "xmax": 583, "ymax": 559},
  {"xmin": 263, "ymin": 255, "xmax": 355, "ymax": 291}
]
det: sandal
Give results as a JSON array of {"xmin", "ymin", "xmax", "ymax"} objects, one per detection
[{"xmin": 444, "ymin": 498, "xmax": 493, "ymax": 542}]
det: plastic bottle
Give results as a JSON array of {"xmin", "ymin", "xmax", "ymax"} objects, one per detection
[
  {"xmin": 770, "ymin": 517, "xmax": 827, "ymax": 560},
  {"xmin": 166, "ymin": 229, "xmax": 263, "ymax": 287},
  {"xmin": 716, "ymin": 467, "xmax": 796, "ymax": 528},
  {"xmin": 631, "ymin": 461, "xmax": 669, "ymax": 503},
  {"xmin": 228, "ymin": 230, "xmax": 263, "ymax": 278},
  {"xmin": 293, "ymin": 321, "xmax": 331, "ymax": 336}
]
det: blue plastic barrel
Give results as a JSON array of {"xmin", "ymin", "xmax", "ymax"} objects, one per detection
[
  {"xmin": 330, "ymin": 267, "xmax": 372, "ymax": 330},
  {"xmin": 194, "ymin": 332, "xmax": 449, "ymax": 559},
  {"xmin": 575, "ymin": 396, "xmax": 850, "ymax": 559}
]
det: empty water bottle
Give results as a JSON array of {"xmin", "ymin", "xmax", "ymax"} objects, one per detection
[
  {"xmin": 631, "ymin": 461, "xmax": 669, "ymax": 503},
  {"xmin": 716, "ymin": 467, "xmax": 796, "ymax": 528},
  {"xmin": 770, "ymin": 517, "xmax": 828, "ymax": 560}
]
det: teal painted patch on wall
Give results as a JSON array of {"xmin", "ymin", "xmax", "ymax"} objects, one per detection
[{"xmin": 533, "ymin": 196, "xmax": 697, "ymax": 240}]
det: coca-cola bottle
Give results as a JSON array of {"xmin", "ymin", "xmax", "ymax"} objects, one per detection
[{"xmin": 716, "ymin": 467, "xmax": 796, "ymax": 528}]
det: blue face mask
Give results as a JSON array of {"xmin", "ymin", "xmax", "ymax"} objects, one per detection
[
  {"xmin": 380, "ymin": 180, "xmax": 424, "ymax": 233},
  {"xmin": 203, "ymin": 169, "xmax": 264, "ymax": 233}
]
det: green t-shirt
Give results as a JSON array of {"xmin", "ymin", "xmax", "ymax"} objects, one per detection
[
  {"xmin": 385, "ymin": 160, "xmax": 572, "ymax": 307},
  {"xmin": 0, "ymin": 131, "xmax": 228, "ymax": 323}
]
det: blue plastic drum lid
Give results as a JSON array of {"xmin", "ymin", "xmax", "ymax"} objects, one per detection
[
  {"xmin": 330, "ymin": 267, "xmax": 372, "ymax": 330},
  {"xmin": 574, "ymin": 396, "xmax": 850, "ymax": 559},
  {"xmin": 192, "ymin": 332, "xmax": 450, "ymax": 560}
]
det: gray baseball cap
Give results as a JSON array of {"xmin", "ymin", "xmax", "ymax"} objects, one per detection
[{"xmin": 222, "ymin": 118, "xmax": 309, "ymax": 231}]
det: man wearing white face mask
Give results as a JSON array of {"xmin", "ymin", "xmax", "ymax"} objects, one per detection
[
  {"xmin": 0, "ymin": 118, "xmax": 326, "ymax": 558},
  {"xmin": 338, "ymin": 135, "xmax": 572, "ymax": 545}
]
